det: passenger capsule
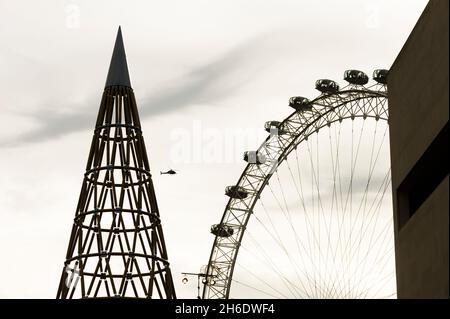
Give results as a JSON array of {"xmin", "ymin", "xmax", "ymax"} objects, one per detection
[
  {"xmin": 373, "ymin": 69, "xmax": 389, "ymax": 84},
  {"xmin": 243, "ymin": 151, "xmax": 266, "ymax": 164},
  {"xmin": 264, "ymin": 121, "xmax": 287, "ymax": 135},
  {"xmin": 225, "ymin": 185, "xmax": 249, "ymax": 199},
  {"xmin": 210, "ymin": 224, "xmax": 234, "ymax": 237},
  {"xmin": 344, "ymin": 70, "xmax": 369, "ymax": 85},
  {"xmin": 315, "ymin": 79, "xmax": 339, "ymax": 94},
  {"xmin": 289, "ymin": 96, "xmax": 312, "ymax": 111}
]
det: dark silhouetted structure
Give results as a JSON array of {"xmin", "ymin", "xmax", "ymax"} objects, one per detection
[
  {"xmin": 56, "ymin": 27, "xmax": 176, "ymax": 299},
  {"xmin": 388, "ymin": 0, "xmax": 448, "ymax": 298}
]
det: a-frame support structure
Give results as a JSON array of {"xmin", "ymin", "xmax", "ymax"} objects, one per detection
[{"xmin": 57, "ymin": 27, "xmax": 176, "ymax": 299}]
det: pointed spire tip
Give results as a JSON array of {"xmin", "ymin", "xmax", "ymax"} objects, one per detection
[{"xmin": 105, "ymin": 26, "xmax": 131, "ymax": 88}]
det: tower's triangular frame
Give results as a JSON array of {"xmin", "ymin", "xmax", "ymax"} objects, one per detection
[{"xmin": 57, "ymin": 27, "xmax": 176, "ymax": 299}]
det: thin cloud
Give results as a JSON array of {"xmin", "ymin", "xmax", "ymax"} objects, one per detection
[{"xmin": 1, "ymin": 33, "xmax": 274, "ymax": 148}]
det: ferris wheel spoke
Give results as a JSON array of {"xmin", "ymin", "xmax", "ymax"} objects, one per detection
[
  {"xmin": 319, "ymin": 130, "xmax": 348, "ymax": 298},
  {"xmin": 274, "ymin": 168, "xmax": 327, "ymax": 292},
  {"xmin": 241, "ymin": 235, "xmax": 305, "ymax": 297},
  {"xmin": 254, "ymin": 200, "xmax": 318, "ymax": 296},
  {"xmin": 305, "ymin": 137, "xmax": 337, "ymax": 297},
  {"xmin": 357, "ymin": 233, "xmax": 395, "ymax": 297},
  {"xmin": 270, "ymin": 171, "xmax": 325, "ymax": 297},
  {"xmin": 325, "ymin": 126, "xmax": 346, "ymax": 298},
  {"xmin": 369, "ymin": 223, "xmax": 395, "ymax": 270},
  {"xmin": 327, "ymin": 123, "xmax": 350, "ymax": 297},
  {"xmin": 234, "ymin": 262, "xmax": 290, "ymax": 298},
  {"xmin": 241, "ymin": 234, "xmax": 300, "ymax": 296},
  {"xmin": 349, "ymin": 169, "xmax": 391, "ymax": 266},
  {"xmin": 330, "ymin": 121, "xmax": 355, "ymax": 297},
  {"xmin": 346, "ymin": 121, "xmax": 381, "ymax": 292},
  {"xmin": 307, "ymin": 139, "xmax": 325, "ymax": 296},
  {"xmin": 332, "ymin": 123, "xmax": 345, "ymax": 262},
  {"xmin": 255, "ymin": 201, "xmax": 290, "ymax": 252},
  {"xmin": 285, "ymin": 157, "xmax": 334, "ymax": 296},
  {"xmin": 367, "ymin": 249, "xmax": 396, "ymax": 297},
  {"xmin": 232, "ymin": 278, "xmax": 285, "ymax": 299},
  {"xmin": 349, "ymin": 173, "xmax": 390, "ymax": 268},
  {"xmin": 274, "ymin": 171, "xmax": 305, "ymax": 260},
  {"xmin": 358, "ymin": 267, "xmax": 396, "ymax": 299},
  {"xmin": 349, "ymin": 170, "xmax": 392, "ymax": 295},
  {"xmin": 340, "ymin": 120, "xmax": 365, "ymax": 255},
  {"xmin": 356, "ymin": 168, "xmax": 391, "ymax": 255},
  {"xmin": 247, "ymin": 193, "xmax": 334, "ymax": 298},
  {"xmin": 293, "ymin": 147, "xmax": 326, "ymax": 296},
  {"xmin": 352, "ymin": 124, "xmax": 389, "ymax": 252},
  {"xmin": 351, "ymin": 120, "xmax": 379, "ymax": 276},
  {"xmin": 349, "ymin": 236, "xmax": 394, "ymax": 298},
  {"xmin": 265, "ymin": 173, "xmax": 325, "ymax": 270}
]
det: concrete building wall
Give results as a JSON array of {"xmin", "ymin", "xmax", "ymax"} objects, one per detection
[
  {"xmin": 396, "ymin": 176, "xmax": 449, "ymax": 298},
  {"xmin": 388, "ymin": 0, "xmax": 449, "ymax": 299}
]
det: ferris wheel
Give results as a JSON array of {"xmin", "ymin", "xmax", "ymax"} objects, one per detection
[{"xmin": 202, "ymin": 69, "xmax": 396, "ymax": 299}]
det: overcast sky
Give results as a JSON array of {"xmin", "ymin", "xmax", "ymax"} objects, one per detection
[{"xmin": 0, "ymin": 0, "xmax": 428, "ymax": 298}]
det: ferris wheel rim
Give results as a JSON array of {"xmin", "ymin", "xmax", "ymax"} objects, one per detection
[{"xmin": 203, "ymin": 83, "xmax": 389, "ymax": 299}]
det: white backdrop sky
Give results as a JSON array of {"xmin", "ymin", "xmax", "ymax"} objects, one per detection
[{"xmin": 0, "ymin": 0, "xmax": 427, "ymax": 298}]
